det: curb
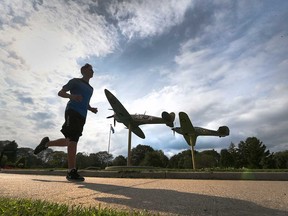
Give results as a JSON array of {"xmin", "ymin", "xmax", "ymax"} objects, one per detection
[{"xmin": 1, "ymin": 169, "xmax": 288, "ymax": 181}]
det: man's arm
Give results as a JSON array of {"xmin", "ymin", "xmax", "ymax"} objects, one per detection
[
  {"xmin": 58, "ymin": 88, "xmax": 82, "ymax": 102},
  {"xmin": 88, "ymin": 104, "xmax": 98, "ymax": 114}
]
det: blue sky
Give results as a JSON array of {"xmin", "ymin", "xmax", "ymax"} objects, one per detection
[{"xmin": 1, "ymin": 0, "xmax": 287, "ymax": 158}]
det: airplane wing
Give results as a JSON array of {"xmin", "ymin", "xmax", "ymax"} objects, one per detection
[
  {"xmin": 104, "ymin": 89, "xmax": 145, "ymax": 139},
  {"xmin": 179, "ymin": 112, "xmax": 197, "ymax": 146},
  {"xmin": 129, "ymin": 124, "xmax": 145, "ymax": 139}
]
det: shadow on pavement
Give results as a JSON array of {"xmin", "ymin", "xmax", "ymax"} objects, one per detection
[{"xmin": 71, "ymin": 180, "xmax": 287, "ymax": 216}]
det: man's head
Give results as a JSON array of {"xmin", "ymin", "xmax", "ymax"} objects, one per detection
[{"xmin": 81, "ymin": 63, "xmax": 94, "ymax": 78}]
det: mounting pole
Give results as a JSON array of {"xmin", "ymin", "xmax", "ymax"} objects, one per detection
[
  {"xmin": 106, "ymin": 124, "xmax": 112, "ymax": 167},
  {"xmin": 189, "ymin": 136, "xmax": 196, "ymax": 170},
  {"xmin": 127, "ymin": 123, "xmax": 132, "ymax": 166},
  {"xmin": 107, "ymin": 124, "xmax": 112, "ymax": 154}
]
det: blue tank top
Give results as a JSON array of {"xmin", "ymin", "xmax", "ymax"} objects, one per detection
[{"xmin": 62, "ymin": 78, "xmax": 93, "ymax": 118}]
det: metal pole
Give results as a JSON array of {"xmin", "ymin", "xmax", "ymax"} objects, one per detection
[
  {"xmin": 190, "ymin": 136, "xmax": 196, "ymax": 170},
  {"xmin": 127, "ymin": 123, "xmax": 132, "ymax": 166},
  {"xmin": 108, "ymin": 124, "xmax": 112, "ymax": 153},
  {"xmin": 107, "ymin": 124, "xmax": 112, "ymax": 167}
]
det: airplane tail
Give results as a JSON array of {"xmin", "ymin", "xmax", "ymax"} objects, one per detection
[
  {"xmin": 162, "ymin": 111, "xmax": 175, "ymax": 127},
  {"xmin": 217, "ymin": 126, "xmax": 230, "ymax": 137}
]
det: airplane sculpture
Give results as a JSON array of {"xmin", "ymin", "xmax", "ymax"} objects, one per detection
[
  {"xmin": 172, "ymin": 112, "xmax": 229, "ymax": 170},
  {"xmin": 104, "ymin": 89, "xmax": 175, "ymax": 166}
]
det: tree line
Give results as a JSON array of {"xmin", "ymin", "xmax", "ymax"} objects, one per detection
[{"xmin": 0, "ymin": 137, "xmax": 287, "ymax": 170}]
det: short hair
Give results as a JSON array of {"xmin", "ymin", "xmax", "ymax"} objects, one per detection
[{"xmin": 81, "ymin": 63, "xmax": 92, "ymax": 74}]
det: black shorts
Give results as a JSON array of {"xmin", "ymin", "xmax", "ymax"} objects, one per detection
[{"xmin": 61, "ymin": 109, "xmax": 86, "ymax": 142}]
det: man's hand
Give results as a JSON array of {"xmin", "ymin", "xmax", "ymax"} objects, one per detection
[
  {"xmin": 58, "ymin": 89, "xmax": 82, "ymax": 102},
  {"xmin": 89, "ymin": 107, "xmax": 98, "ymax": 114}
]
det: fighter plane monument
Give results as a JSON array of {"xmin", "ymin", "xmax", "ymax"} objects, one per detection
[
  {"xmin": 104, "ymin": 89, "xmax": 175, "ymax": 166},
  {"xmin": 172, "ymin": 112, "xmax": 229, "ymax": 170},
  {"xmin": 104, "ymin": 89, "xmax": 229, "ymax": 168}
]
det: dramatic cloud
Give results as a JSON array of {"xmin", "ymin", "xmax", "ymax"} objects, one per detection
[
  {"xmin": 1, "ymin": 0, "xmax": 287, "ymax": 158},
  {"xmin": 109, "ymin": 0, "xmax": 192, "ymax": 38}
]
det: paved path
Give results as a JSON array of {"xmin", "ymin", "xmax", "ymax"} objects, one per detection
[{"xmin": 1, "ymin": 173, "xmax": 287, "ymax": 215}]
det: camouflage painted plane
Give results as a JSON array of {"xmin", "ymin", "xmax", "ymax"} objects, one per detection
[
  {"xmin": 172, "ymin": 112, "xmax": 229, "ymax": 169},
  {"xmin": 104, "ymin": 88, "xmax": 175, "ymax": 166}
]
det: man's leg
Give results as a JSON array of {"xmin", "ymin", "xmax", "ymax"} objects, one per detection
[
  {"xmin": 66, "ymin": 140, "xmax": 84, "ymax": 181},
  {"xmin": 47, "ymin": 138, "xmax": 69, "ymax": 147},
  {"xmin": 67, "ymin": 141, "xmax": 77, "ymax": 170},
  {"xmin": 34, "ymin": 138, "xmax": 69, "ymax": 155},
  {"xmin": 47, "ymin": 138, "xmax": 77, "ymax": 170}
]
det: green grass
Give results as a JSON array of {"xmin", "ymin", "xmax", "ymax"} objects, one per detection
[{"xmin": 0, "ymin": 197, "xmax": 157, "ymax": 216}]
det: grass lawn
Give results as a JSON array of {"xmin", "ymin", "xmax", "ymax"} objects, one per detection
[{"xmin": 0, "ymin": 197, "xmax": 156, "ymax": 216}]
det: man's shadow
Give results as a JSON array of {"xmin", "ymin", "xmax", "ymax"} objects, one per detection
[{"xmin": 69, "ymin": 180, "xmax": 287, "ymax": 216}]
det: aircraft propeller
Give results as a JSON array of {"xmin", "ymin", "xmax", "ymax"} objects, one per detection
[{"xmin": 107, "ymin": 109, "xmax": 116, "ymax": 127}]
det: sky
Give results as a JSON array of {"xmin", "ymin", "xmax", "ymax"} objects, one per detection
[{"xmin": 1, "ymin": 0, "xmax": 288, "ymax": 158}]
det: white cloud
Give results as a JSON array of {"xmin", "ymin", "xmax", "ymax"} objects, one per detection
[
  {"xmin": 109, "ymin": 0, "xmax": 192, "ymax": 39},
  {"xmin": 0, "ymin": 0, "xmax": 119, "ymax": 150},
  {"xmin": 0, "ymin": 0, "xmax": 287, "ymax": 158}
]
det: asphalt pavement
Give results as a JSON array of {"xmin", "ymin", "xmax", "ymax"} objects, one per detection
[{"xmin": 1, "ymin": 172, "xmax": 288, "ymax": 215}]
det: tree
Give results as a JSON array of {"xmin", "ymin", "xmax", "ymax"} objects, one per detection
[
  {"xmin": 168, "ymin": 150, "xmax": 194, "ymax": 169},
  {"xmin": 131, "ymin": 145, "xmax": 154, "ymax": 166},
  {"xmin": 99, "ymin": 151, "xmax": 113, "ymax": 168},
  {"xmin": 168, "ymin": 151, "xmax": 182, "ymax": 168},
  {"xmin": 196, "ymin": 150, "xmax": 220, "ymax": 168},
  {"xmin": 15, "ymin": 147, "xmax": 34, "ymax": 168},
  {"xmin": 15, "ymin": 157, "xmax": 26, "ymax": 168},
  {"xmin": 0, "ymin": 155, "xmax": 7, "ymax": 168},
  {"xmin": 261, "ymin": 153, "xmax": 276, "ymax": 169},
  {"xmin": 91, "ymin": 151, "xmax": 113, "ymax": 169},
  {"xmin": 140, "ymin": 150, "xmax": 169, "ymax": 167},
  {"xmin": 37, "ymin": 148, "xmax": 54, "ymax": 165},
  {"xmin": 220, "ymin": 149, "xmax": 234, "ymax": 168},
  {"xmin": 237, "ymin": 137, "xmax": 270, "ymax": 169},
  {"xmin": 26, "ymin": 154, "xmax": 44, "ymax": 168},
  {"xmin": 227, "ymin": 142, "xmax": 239, "ymax": 168},
  {"xmin": 87, "ymin": 153, "xmax": 100, "ymax": 167},
  {"xmin": 17, "ymin": 147, "xmax": 33, "ymax": 159},
  {"xmin": 0, "ymin": 140, "xmax": 18, "ymax": 167},
  {"xmin": 46, "ymin": 151, "xmax": 67, "ymax": 168},
  {"xmin": 274, "ymin": 150, "xmax": 288, "ymax": 169},
  {"xmin": 112, "ymin": 155, "xmax": 127, "ymax": 166},
  {"xmin": 76, "ymin": 152, "xmax": 90, "ymax": 169}
]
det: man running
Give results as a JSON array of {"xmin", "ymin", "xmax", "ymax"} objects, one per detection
[{"xmin": 34, "ymin": 63, "xmax": 98, "ymax": 181}]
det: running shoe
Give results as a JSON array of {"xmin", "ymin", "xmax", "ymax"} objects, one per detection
[
  {"xmin": 66, "ymin": 168, "xmax": 85, "ymax": 181},
  {"xmin": 34, "ymin": 137, "xmax": 49, "ymax": 154}
]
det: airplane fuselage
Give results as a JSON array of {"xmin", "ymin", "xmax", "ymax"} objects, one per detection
[
  {"xmin": 172, "ymin": 126, "xmax": 229, "ymax": 137},
  {"xmin": 115, "ymin": 114, "xmax": 167, "ymax": 126},
  {"xmin": 105, "ymin": 89, "xmax": 175, "ymax": 139}
]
